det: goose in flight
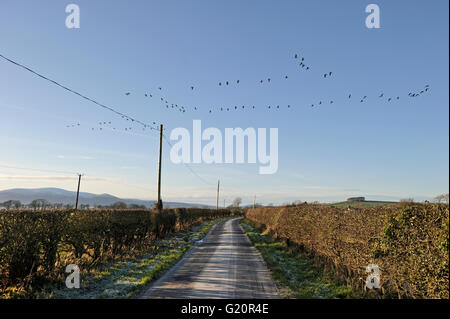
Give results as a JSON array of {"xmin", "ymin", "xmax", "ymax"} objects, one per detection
[{"xmin": 125, "ymin": 92, "xmax": 131, "ymax": 96}]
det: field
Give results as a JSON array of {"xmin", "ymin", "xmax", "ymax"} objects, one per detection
[
  {"xmin": 325, "ymin": 200, "xmax": 398, "ymax": 209},
  {"xmin": 245, "ymin": 202, "xmax": 449, "ymax": 299}
]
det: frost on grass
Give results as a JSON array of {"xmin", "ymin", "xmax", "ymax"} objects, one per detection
[
  {"xmin": 39, "ymin": 219, "xmax": 220, "ymax": 299},
  {"xmin": 240, "ymin": 219, "xmax": 354, "ymax": 299}
]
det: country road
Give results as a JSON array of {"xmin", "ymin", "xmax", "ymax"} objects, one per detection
[{"xmin": 140, "ymin": 218, "xmax": 280, "ymax": 299}]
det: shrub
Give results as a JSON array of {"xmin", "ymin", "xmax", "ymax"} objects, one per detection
[
  {"xmin": 0, "ymin": 207, "xmax": 240, "ymax": 294},
  {"xmin": 245, "ymin": 203, "xmax": 449, "ymax": 299}
]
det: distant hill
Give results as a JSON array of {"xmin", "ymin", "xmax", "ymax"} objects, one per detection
[{"xmin": 0, "ymin": 188, "xmax": 213, "ymax": 209}]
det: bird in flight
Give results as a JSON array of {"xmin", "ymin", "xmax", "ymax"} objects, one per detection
[
  {"xmin": 294, "ymin": 54, "xmax": 298, "ymax": 59},
  {"xmin": 191, "ymin": 86, "xmax": 194, "ymax": 90},
  {"xmin": 125, "ymin": 92, "xmax": 131, "ymax": 96}
]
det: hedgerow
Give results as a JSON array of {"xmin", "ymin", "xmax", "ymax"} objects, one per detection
[
  {"xmin": 245, "ymin": 203, "xmax": 449, "ymax": 299},
  {"xmin": 0, "ymin": 207, "xmax": 239, "ymax": 296}
]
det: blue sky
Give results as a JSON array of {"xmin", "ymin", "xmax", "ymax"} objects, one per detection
[{"xmin": 0, "ymin": 0, "xmax": 448, "ymax": 205}]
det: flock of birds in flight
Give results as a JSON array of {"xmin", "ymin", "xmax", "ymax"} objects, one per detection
[{"xmin": 65, "ymin": 52, "xmax": 431, "ymax": 132}]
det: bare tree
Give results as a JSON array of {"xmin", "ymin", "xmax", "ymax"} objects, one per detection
[
  {"xmin": 13, "ymin": 200, "xmax": 22, "ymax": 209},
  {"xmin": 232, "ymin": 197, "xmax": 242, "ymax": 208},
  {"xmin": 111, "ymin": 201, "xmax": 127, "ymax": 209},
  {"xmin": 29, "ymin": 199, "xmax": 50, "ymax": 210},
  {"xmin": 434, "ymin": 193, "xmax": 449, "ymax": 204}
]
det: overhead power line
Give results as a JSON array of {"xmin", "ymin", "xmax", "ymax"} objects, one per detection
[
  {"xmin": 0, "ymin": 53, "xmax": 214, "ymax": 186},
  {"xmin": 0, "ymin": 53, "xmax": 159, "ymax": 131},
  {"xmin": 0, "ymin": 164, "xmax": 78, "ymax": 175}
]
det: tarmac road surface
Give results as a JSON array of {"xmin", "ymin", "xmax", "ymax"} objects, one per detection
[{"xmin": 140, "ymin": 218, "xmax": 280, "ymax": 299}]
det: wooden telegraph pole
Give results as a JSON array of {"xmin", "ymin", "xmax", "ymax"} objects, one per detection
[
  {"xmin": 75, "ymin": 174, "xmax": 83, "ymax": 210},
  {"xmin": 156, "ymin": 124, "xmax": 163, "ymax": 211},
  {"xmin": 216, "ymin": 179, "xmax": 220, "ymax": 210}
]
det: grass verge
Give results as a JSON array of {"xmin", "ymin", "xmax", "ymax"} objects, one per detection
[
  {"xmin": 240, "ymin": 219, "xmax": 359, "ymax": 299},
  {"xmin": 36, "ymin": 219, "xmax": 223, "ymax": 299}
]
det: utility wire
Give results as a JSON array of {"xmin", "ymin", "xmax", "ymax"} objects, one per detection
[
  {"xmin": 0, "ymin": 53, "xmax": 213, "ymax": 186},
  {"xmin": 0, "ymin": 53, "xmax": 159, "ymax": 131},
  {"xmin": 162, "ymin": 134, "xmax": 214, "ymax": 186},
  {"xmin": 0, "ymin": 164, "xmax": 78, "ymax": 175}
]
